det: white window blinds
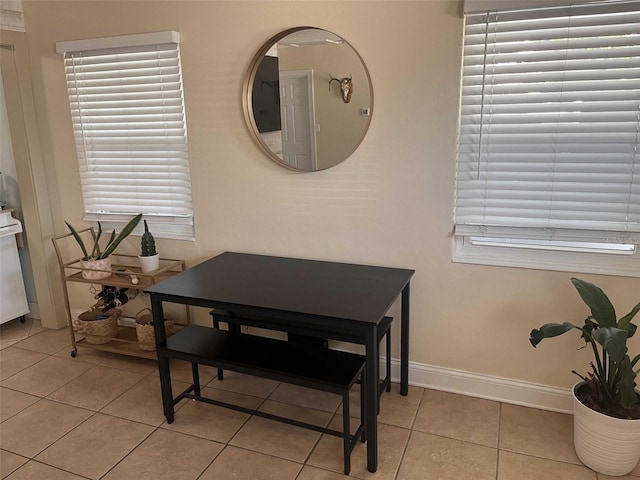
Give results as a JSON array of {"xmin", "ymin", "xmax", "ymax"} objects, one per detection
[
  {"xmin": 56, "ymin": 32, "xmax": 193, "ymax": 237},
  {"xmin": 455, "ymin": 1, "xmax": 640, "ymax": 244}
]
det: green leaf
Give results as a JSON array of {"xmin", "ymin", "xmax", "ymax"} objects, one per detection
[
  {"xmin": 529, "ymin": 322, "xmax": 577, "ymax": 347},
  {"xmin": 592, "ymin": 327, "xmax": 628, "ymax": 364},
  {"xmin": 615, "ymin": 356, "xmax": 638, "ymax": 409},
  {"xmin": 90, "ymin": 222, "xmax": 102, "ymax": 259},
  {"xmin": 571, "ymin": 278, "xmax": 617, "ymax": 328},
  {"xmin": 581, "ymin": 318, "xmax": 597, "ymax": 342},
  {"xmin": 64, "ymin": 221, "xmax": 89, "ymax": 260},
  {"xmin": 618, "ymin": 303, "xmax": 640, "ymax": 338},
  {"xmin": 99, "ymin": 214, "xmax": 142, "ymax": 259}
]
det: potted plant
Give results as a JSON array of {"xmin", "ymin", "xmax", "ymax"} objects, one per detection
[
  {"xmin": 138, "ymin": 219, "xmax": 159, "ymax": 273},
  {"xmin": 65, "ymin": 214, "xmax": 142, "ymax": 280},
  {"xmin": 529, "ymin": 277, "xmax": 640, "ymax": 476}
]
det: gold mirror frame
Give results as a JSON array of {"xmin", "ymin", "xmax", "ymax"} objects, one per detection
[{"xmin": 242, "ymin": 27, "xmax": 374, "ymax": 172}]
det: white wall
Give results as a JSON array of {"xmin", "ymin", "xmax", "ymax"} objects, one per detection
[{"xmin": 21, "ymin": 0, "xmax": 639, "ymax": 401}]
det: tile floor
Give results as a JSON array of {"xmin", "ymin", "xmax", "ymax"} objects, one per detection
[{"xmin": 1, "ymin": 318, "xmax": 639, "ymax": 480}]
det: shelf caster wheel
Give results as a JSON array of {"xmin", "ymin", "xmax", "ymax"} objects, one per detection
[
  {"xmin": 71, "ymin": 349, "xmax": 78, "ymax": 358},
  {"xmin": 19, "ymin": 316, "xmax": 26, "ymax": 323}
]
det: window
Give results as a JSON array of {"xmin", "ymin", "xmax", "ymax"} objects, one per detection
[
  {"xmin": 454, "ymin": 0, "xmax": 640, "ymax": 276},
  {"xmin": 56, "ymin": 32, "xmax": 193, "ymax": 239}
]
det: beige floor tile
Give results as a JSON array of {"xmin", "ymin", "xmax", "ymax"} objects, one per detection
[
  {"xmin": 0, "ymin": 450, "xmax": 27, "ymax": 478},
  {"xmin": 8, "ymin": 323, "xmax": 637, "ymax": 480},
  {"xmin": 102, "ymin": 429, "xmax": 223, "ymax": 480},
  {"xmin": 94, "ymin": 353, "xmax": 157, "ymax": 374},
  {"xmin": 377, "ymin": 384, "xmax": 424, "ymax": 429},
  {"xmin": 27, "ymin": 319, "xmax": 45, "ymax": 337},
  {"xmin": 498, "ymin": 451, "xmax": 596, "ymax": 480},
  {"xmin": 55, "ymin": 347, "xmax": 158, "ymax": 374},
  {"xmin": 207, "ymin": 370, "xmax": 279, "ymax": 398},
  {"xmin": 46, "ymin": 364, "xmax": 145, "ymax": 410},
  {"xmin": 260, "ymin": 399, "xmax": 334, "ymax": 427},
  {"xmin": 0, "ymin": 318, "xmax": 33, "ymax": 350},
  {"xmin": 0, "ymin": 356, "xmax": 93, "ymax": 397},
  {"xmin": 164, "ymin": 359, "xmax": 218, "ymax": 385},
  {"xmin": 10, "ymin": 328, "xmax": 71, "ymax": 355},
  {"xmin": 5, "ymin": 460, "xmax": 87, "ymax": 479},
  {"xmin": 500, "ymin": 403, "xmax": 580, "ymax": 464},
  {"xmin": 0, "ymin": 347, "xmax": 47, "ymax": 381},
  {"xmin": 0, "ymin": 387, "xmax": 39, "ymax": 422},
  {"xmin": 413, "ymin": 389, "xmax": 500, "ymax": 447},
  {"xmin": 297, "ymin": 465, "xmax": 353, "ymax": 480},
  {"xmin": 269, "ymin": 383, "xmax": 342, "ymax": 413},
  {"xmin": 35, "ymin": 413, "xmax": 154, "ymax": 480},
  {"xmin": 0, "ymin": 399, "xmax": 93, "ymax": 457},
  {"xmin": 396, "ymin": 430, "xmax": 497, "ymax": 480},
  {"xmin": 308, "ymin": 420, "xmax": 409, "ymax": 479},
  {"xmin": 231, "ymin": 401, "xmax": 332, "ymax": 462},
  {"xmin": 599, "ymin": 476, "xmax": 639, "ymax": 480},
  {"xmin": 161, "ymin": 386, "xmax": 262, "ymax": 443},
  {"xmin": 198, "ymin": 445, "xmax": 302, "ymax": 480},
  {"xmin": 100, "ymin": 375, "xmax": 191, "ymax": 426}
]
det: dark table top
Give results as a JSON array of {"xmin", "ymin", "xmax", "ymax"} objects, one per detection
[{"xmin": 145, "ymin": 252, "xmax": 414, "ymax": 325}]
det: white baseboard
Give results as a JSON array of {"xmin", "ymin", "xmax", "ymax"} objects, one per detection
[{"xmin": 386, "ymin": 357, "xmax": 573, "ymax": 414}]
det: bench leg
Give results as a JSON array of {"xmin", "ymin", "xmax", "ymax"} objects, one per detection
[
  {"xmin": 360, "ymin": 373, "xmax": 366, "ymax": 443},
  {"xmin": 192, "ymin": 362, "xmax": 201, "ymax": 396},
  {"xmin": 211, "ymin": 317, "xmax": 241, "ymax": 381},
  {"xmin": 210, "ymin": 316, "xmax": 225, "ymax": 380},
  {"xmin": 342, "ymin": 390, "xmax": 351, "ymax": 475}
]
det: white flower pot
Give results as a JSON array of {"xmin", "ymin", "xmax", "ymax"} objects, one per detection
[
  {"xmin": 80, "ymin": 257, "xmax": 112, "ymax": 280},
  {"xmin": 138, "ymin": 253, "xmax": 160, "ymax": 273},
  {"xmin": 573, "ymin": 382, "xmax": 640, "ymax": 476}
]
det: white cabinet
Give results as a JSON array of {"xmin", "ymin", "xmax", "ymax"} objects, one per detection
[{"xmin": 0, "ymin": 211, "xmax": 28, "ymax": 324}]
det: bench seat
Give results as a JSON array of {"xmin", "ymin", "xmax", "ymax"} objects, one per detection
[
  {"xmin": 157, "ymin": 325, "xmax": 366, "ymax": 474},
  {"xmin": 210, "ymin": 310, "xmax": 393, "ymax": 399}
]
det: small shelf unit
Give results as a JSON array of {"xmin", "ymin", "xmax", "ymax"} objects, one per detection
[{"xmin": 53, "ymin": 227, "xmax": 190, "ymax": 360}]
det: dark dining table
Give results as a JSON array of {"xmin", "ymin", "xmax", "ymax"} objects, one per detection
[{"xmin": 145, "ymin": 251, "xmax": 414, "ymax": 472}]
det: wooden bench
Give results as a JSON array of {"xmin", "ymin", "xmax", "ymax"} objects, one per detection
[
  {"xmin": 210, "ymin": 310, "xmax": 393, "ymax": 400},
  {"xmin": 157, "ymin": 325, "xmax": 366, "ymax": 474}
]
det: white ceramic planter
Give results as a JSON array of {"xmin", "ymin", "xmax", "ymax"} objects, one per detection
[
  {"xmin": 138, "ymin": 253, "xmax": 160, "ymax": 273},
  {"xmin": 80, "ymin": 257, "xmax": 112, "ymax": 280},
  {"xmin": 573, "ymin": 382, "xmax": 640, "ymax": 476}
]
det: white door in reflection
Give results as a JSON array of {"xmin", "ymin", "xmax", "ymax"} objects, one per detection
[{"xmin": 280, "ymin": 70, "xmax": 317, "ymax": 170}]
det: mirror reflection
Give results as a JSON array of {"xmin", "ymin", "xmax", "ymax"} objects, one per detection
[{"xmin": 244, "ymin": 27, "xmax": 373, "ymax": 171}]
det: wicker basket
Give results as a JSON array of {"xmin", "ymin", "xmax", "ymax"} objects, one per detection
[
  {"xmin": 135, "ymin": 308, "xmax": 174, "ymax": 351},
  {"xmin": 73, "ymin": 309, "xmax": 120, "ymax": 344}
]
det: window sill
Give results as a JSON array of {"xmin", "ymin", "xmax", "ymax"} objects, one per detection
[{"xmin": 452, "ymin": 236, "xmax": 639, "ymax": 278}]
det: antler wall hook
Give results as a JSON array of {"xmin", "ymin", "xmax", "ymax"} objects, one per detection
[{"xmin": 329, "ymin": 75, "xmax": 353, "ymax": 103}]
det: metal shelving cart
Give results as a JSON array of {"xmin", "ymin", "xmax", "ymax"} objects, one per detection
[{"xmin": 53, "ymin": 227, "xmax": 190, "ymax": 360}]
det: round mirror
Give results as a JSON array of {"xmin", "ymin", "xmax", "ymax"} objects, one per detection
[{"xmin": 243, "ymin": 27, "xmax": 373, "ymax": 172}]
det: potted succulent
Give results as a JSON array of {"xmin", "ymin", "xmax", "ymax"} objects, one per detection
[
  {"xmin": 529, "ymin": 277, "xmax": 640, "ymax": 476},
  {"xmin": 138, "ymin": 220, "xmax": 159, "ymax": 273},
  {"xmin": 65, "ymin": 214, "xmax": 142, "ymax": 280}
]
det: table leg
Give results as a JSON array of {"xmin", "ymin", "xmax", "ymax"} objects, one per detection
[
  {"xmin": 151, "ymin": 296, "xmax": 175, "ymax": 423},
  {"xmin": 365, "ymin": 325, "xmax": 378, "ymax": 472},
  {"xmin": 400, "ymin": 283, "xmax": 410, "ymax": 396}
]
